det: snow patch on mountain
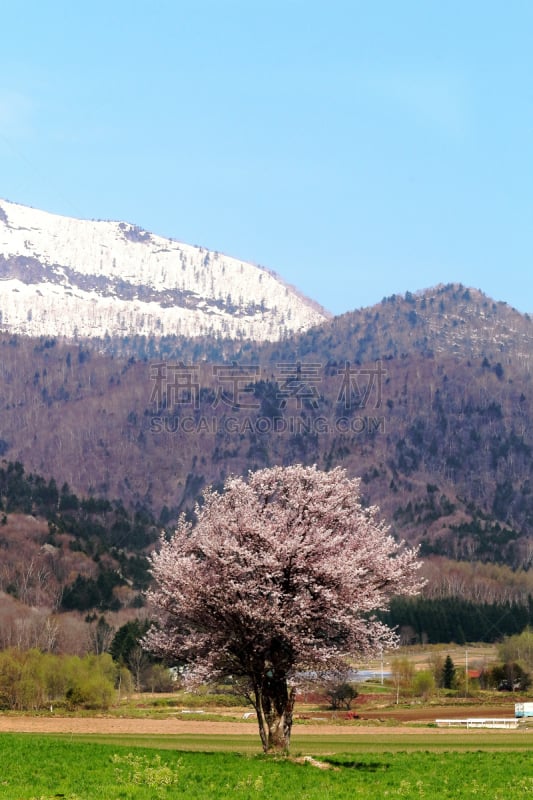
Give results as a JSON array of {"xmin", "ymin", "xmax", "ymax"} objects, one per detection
[{"xmin": 0, "ymin": 199, "xmax": 329, "ymax": 340}]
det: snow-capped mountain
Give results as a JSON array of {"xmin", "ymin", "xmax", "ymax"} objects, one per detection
[{"xmin": 0, "ymin": 199, "xmax": 329, "ymax": 340}]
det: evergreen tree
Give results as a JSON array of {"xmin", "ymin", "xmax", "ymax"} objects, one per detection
[{"xmin": 442, "ymin": 654, "xmax": 456, "ymax": 689}]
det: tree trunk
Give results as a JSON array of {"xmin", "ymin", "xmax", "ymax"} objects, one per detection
[{"xmin": 253, "ymin": 674, "xmax": 296, "ymax": 754}]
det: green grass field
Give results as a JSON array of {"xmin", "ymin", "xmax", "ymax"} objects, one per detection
[{"xmin": 1, "ymin": 732, "xmax": 533, "ymax": 799}]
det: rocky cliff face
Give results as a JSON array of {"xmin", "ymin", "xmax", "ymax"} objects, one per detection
[{"xmin": 0, "ymin": 199, "xmax": 329, "ymax": 340}]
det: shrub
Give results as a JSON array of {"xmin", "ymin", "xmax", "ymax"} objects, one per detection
[
  {"xmin": 0, "ymin": 649, "xmax": 116, "ymax": 710},
  {"xmin": 325, "ymin": 682, "xmax": 359, "ymax": 710},
  {"xmin": 413, "ymin": 670, "xmax": 435, "ymax": 699}
]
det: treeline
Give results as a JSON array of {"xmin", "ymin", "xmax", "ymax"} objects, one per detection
[
  {"xmin": 0, "ymin": 461, "xmax": 158, "ymax": 549},
  {"xmin": 0, "ymin": 461, "xmax": 157, "ymax": 611},
  {"xmin": 0, "ymin": 650, "xmax": 120, "ymax": 711},
  {"xmin": 0, "ymin": 616, "xmax": 178, "ymax": 711},
  {"xmin": 382, "ymin": 596, "xmax": 533, "ymax": 644}
]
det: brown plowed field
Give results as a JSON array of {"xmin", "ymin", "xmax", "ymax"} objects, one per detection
[{"xmin": 0, "ymin": 705, "xmax": 523, "ymax": 737}]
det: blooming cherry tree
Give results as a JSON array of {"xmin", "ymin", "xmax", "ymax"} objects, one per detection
[{"xmin": 144, "ymin": 464, "xmax": 423, "ymax": 753}]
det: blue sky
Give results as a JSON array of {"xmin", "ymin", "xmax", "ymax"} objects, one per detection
[{"xmin": 1, "ymin": 1, "xmax": 531, "ymax": 316}]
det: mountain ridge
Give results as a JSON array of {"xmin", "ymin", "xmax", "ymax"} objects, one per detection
[
  {"xmin": 0, "ymin": 198, "xmax": 329, "ymax": 341},
  {"xmin": 1, "ymin": 280, "xmax": 533, "ymax": 641},
  {"xmin": 260, "ymin": 283, "xmax": 533, "ymax": 366},
  {"xmin": 2, "ymin": 199, "xmax": 533, "ymax": 647},
  {"xmin": 0, "ymin": 282, "xmax": 531, "ymax": 563}
]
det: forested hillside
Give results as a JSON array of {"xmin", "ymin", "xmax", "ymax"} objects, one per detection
[
  {"xmin": 0, "ymin": 462, "xmax": 155, "ymax": 614},
  {"xmin": 0, "ymin": 284, "xmax": 532, "ymax": 569},
  {"xmin": 2, "ymin": 458, "xmax": 533, "ymax": 648},
  {"xmin": 1, "ymin": 283, "xmax": 533, "ymax": 644}
]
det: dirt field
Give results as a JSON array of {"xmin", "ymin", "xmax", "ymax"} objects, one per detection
[
  {"xmin": 0, "ymin": 706, "xmax": 522, "ymax": 738},
  {"xmin": 353, "ymin": 704, "xmax": 516, "ymax": 722}
]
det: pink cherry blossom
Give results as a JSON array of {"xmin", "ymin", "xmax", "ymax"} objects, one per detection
[{"xmin": 144, "ymin": 464, "xmax": 423, "ymax": 753}]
